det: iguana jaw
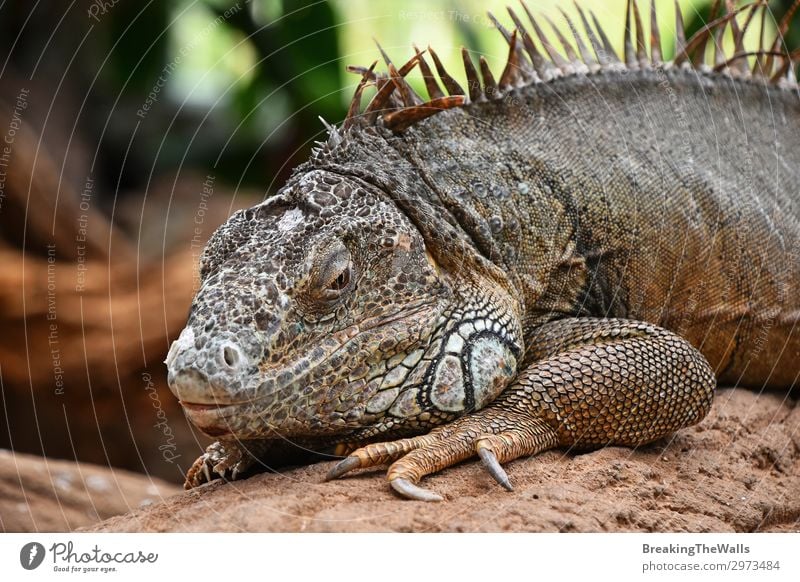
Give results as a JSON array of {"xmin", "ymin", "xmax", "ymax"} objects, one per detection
[{"xmin": 168, "ymin": 298, "xmax": 445, "ymax": 439}]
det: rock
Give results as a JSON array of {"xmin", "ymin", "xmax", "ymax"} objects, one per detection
[
  {"xmin": 0, "ymin": 450, "xmax": 181, "ymax": 532},
  {"xmin": 88, "ymin": 388, "xmax": 799, "ymax": 532}
]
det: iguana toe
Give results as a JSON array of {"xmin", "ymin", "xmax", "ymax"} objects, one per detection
[
  {"xmin": 325, "ymin": 432, "xmax": 442, "ymax": 481},
  {"xmin": 325, "ymin": 456, "xmax": 362, "ymax": 481},
  {"xmin": 389, "ymin": 477, "xmax": 443, "ymax": 502},
  {"xmin": 476, "ymin": 447, "xmax": 513, "ymax": 491},
  {"xmin": 327, "ymin": 408, "xmax": 552, "ymax": 499}
]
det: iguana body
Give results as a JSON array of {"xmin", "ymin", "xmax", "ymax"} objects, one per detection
[{"xmin": 166, "ymin": 0, "xmax": 800, "ymax": 500}]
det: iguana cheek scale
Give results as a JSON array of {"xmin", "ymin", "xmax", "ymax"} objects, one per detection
[{"xmin": 166, "ymin": 0, "xmax": 800, "ymax": 500}]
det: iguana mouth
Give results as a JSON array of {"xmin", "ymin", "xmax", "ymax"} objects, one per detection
[
  {"xmin": 175, "ymin": 299, "xmax": 441, "ymax": 435},
  {"xmin": 180, "ymin": 401, "xmax": 244, "ymax": 411}
]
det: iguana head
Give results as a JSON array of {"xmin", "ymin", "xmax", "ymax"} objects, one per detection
[{"xmin": 167, "ymin": 152, "xmax": 523, "ymax": 443}]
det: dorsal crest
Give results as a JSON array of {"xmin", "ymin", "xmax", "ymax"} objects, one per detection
[{"xmin": 328, "ymin": 0, "xmax": 799, "ymax": 139}]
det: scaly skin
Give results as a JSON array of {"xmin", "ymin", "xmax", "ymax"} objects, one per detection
[{"xmin": 169, "ymin": 1, "xmax": 800, "ymax": 499}]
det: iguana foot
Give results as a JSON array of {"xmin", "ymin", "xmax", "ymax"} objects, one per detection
[
  {"xmin": 326, "ymin": 409, "xmax": 558, "ymax": 501},
  {"xmin": 328, "ymin": 318, "xmax": 715, "ymax": 501},
  {"xmin": 185, "ymin": 440, "xmax": 256, "ymax": 489}
]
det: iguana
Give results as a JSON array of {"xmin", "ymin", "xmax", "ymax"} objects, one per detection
[{"xmin": 166, "ymin": 0, "xmax": 800, "ymax": 501}]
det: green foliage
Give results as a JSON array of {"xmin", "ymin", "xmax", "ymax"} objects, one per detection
[
  {"xmin": 107, "ymin": 1, "xmax": 169, "ymax": 93},
  {"xmin": 2, "ymin": 0, "xmax": 795, "ymax": 195}
]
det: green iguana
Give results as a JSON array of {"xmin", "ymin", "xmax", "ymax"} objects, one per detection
[{"xmin": 166, "ymin": 0, "xmax": 800, "ymax": 501}]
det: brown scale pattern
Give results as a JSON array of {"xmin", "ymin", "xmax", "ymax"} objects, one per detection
[
  {"xmin": 503, "ymin": 318, "xmax": 715, "ymax": 448},
  {"xmin": 336, "ymin": 318, "xmax": 715, "ymax": 491}
]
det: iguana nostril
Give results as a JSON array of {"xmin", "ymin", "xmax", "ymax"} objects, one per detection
[{"xmin": 222, "ymin": 345, "xmax": 241, "ymax": 368}]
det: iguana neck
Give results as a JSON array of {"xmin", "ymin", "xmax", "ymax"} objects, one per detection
[{"xmin": 378, "ymin": 66, "xmax": 800, "ymax": 335}]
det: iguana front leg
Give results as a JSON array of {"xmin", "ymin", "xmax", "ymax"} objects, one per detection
[
  {"xmin": 327, "ymin": 318, "xmax": 716, "ymax": 501},
  {"xmin": 185, "ymin": 439, "xmax": 272, "ymax": 489}
]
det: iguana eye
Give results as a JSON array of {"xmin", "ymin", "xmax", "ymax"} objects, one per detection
[
  {"xmin": 312, "ymin": 240, "xmax": 353, "ymax": 301},
  {"xmin": 328, "ymin": 266, "xmax": 351, "ymax": 291},
  {"xmin": 317, "ymin": 264, "xmax": 353, "ymax": 302}
]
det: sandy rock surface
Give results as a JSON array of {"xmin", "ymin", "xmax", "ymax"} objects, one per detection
[
  {"xmin": 0, "ymin": 450, "xmax": 181, "ymax": 532},
  {"xmin": 85, "ymin": 388, "xmax": 799, "ymax": 532}
]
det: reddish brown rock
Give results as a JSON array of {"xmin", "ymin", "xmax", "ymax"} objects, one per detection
[
  {"xmin": 0, "ymin": 450, "xmax": 181, "ymax": 532},
  {"xmin": 86, "ymin": 388, "xmax": 799, "ymax": 533}
]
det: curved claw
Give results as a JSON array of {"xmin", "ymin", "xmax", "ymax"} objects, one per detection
[
  {"xmin": 325, "ymin": 456, "xmax": 362, "ymax": 481},
  {"xmin": 477, "ymin": 447, "xmax": 513, "ymax": 491},
  {"xmin": 390, "ymin": 477, "xmax": 444, "ymax": 502}
]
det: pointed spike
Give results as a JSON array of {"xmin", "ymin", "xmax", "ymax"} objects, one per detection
[
  {"xmin": 696, "ymin": 0, "xmax": 721, "ymax": 67},
  {"xmin": 713, "ymin": 49, "xmax": 783, "ymax": 72},
  {"xmin": 624, "ymin": 0, "xmax": 639, "ymax": 68},
  {"xmin": 575, "ymin": 2, "xmax": 607, "ymax": 65},
  {"xmin": 591, "ymin": 11, "xmax": 621, "ymax": 63},
  {"xmin": 388, "ymin": 61, "xmax": 423, "ymax": 107},
  {"xmin": 726, "ymin": 0, "xmax": 742, "ymax": 52},
  {"xmin": 712, "ymin": 0, "xmax": 736, "ymax": 69},
  {"xmin": 428, "ymin": 46, "xmax": 465, "ymax": 97},
  {"xmin": 396, "ymin": 53, "xmax": 423, "ymax": 77},
  {"xmin": 729, "ymin": 0, "xmax": 757, "ymax": 74},
  {"xmin": 461, "ymin": 47, "xmax": 483, "ymax": 102},
  {"xmin": 771, "ymin": 56, "xmax": 791, "ymax": 84},
  {"xmin": 499, "ymin": 30, "xmax": 525, "ymax": 88},
  {"xmin": 343, "ymin": 60, "xmax": 377, "ymax": 130},
  {"xmin": 712, "ymin": 14, "xmax": 727, "ymax": 68},
  {"xmin": 390, "ymin": 53, "xmax": 423, "ymax": 106},
  {"xmin": 559, "ymin": 7, "xmax": 595, "ymax": 67},
  {"xmin": 543, "ymin": 13, "xmax": 579, "ymax": 63},
  {"xmin": 738, "ymin": 1, "xmax": 763, "ymax": 44},
  {"xmin": 777, "ymin": 0, "xmax": 800, "ymax": 38},
  {"xmin": 374, "ymin": 39, "xmax": 393, "ymax": 68},
  {"xmin": 674, "ymin": 0, "xmax": 687, "ymax": 63},
  {"xmin": 521, "ymin": 0, "xmax": 570, "ymax": 71},
  {"xmin": 785, "ymin": 59, "xmax": 798, "ymax": 87},
  {"xmin": 379, "ymin": 72, "xmax": 405, "ymax": 109},
  {"xmin": 770, "ymin": 48, "xmax": 799, "ymax": 84},
  {"xmin": 708, "ymin": 0, "xmax": 722, "ymax": 23},
  {"xmin": 721, "ymin": 0, "xmax": 758, "ymax": 74},
  {"xmin": 487, "ymin": 11, "xmax": 512, "ymax": 43},
  {"xmin": 383, "ymin": 95, "xmax": 466, "ymax": 132},
  {"xmin": 479, "ymin": 56, "xmax": 498, "ymax": 98},
  {"xmin": 489, "ymin": 9, "xmax": 534, "ymax": 78},
  {"xmin": 318, "ymin": 115, "xmax": 333, "ymax": 131},
  {"xmin": 507, "ymin": 6, "xmax": 551, "ymax": 78},
  {"xmin": 364, "ymin": 45, "xmax": 423, "ymax": 112},
  {"xmin": 414, "ymin": 45, "xmax": 445, "ymax": 100},
  {"xmin": 364, "ymin": 71, "xmax": 400, "ymax": 116},
  {"xmin": 345, "ymin": 65, "xmax": 380, "ymax": 94},
  {"xmin": 650, "ymin": 0, "xmax": 662, "ymax": 63},
  {"xmin": 690, "ymin": 35, "xmax": 710, "ymax": 68},
  {"xmin": 675, "ymin": 5, "xmax": 752, "ymax": 67},
  {"xmin": 786, "ymin": 47, "xmax": 800, "ymax": 85},
  {"xmin": 754, "ymin": 1, "xmax": 768, "ymax": 75},
  {"xmin": 345, "ymin": 65, "xmax": 371, "ymax": 77},
  {"xmin": 632, "ymin": 0, "xmax": 647, "ymax": 66},
  {"xmin": 624, "ymin": 0, "xmax": 636, "ymax": 65},
  {"xmin": 767, "ymin": 0, "xmax": 800, "ymax": 75},
  {"xmin": 364, "ymin": 76, "xmax": 397, "ymax": 115},
  {"xmin": 709, "ymin": 0, "xmax": 722, "ymax": 21}
]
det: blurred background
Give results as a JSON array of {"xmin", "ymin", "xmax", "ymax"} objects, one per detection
[{"xmin": 0, "ymin": 0, "xmax": 797, "ymax": 497}]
